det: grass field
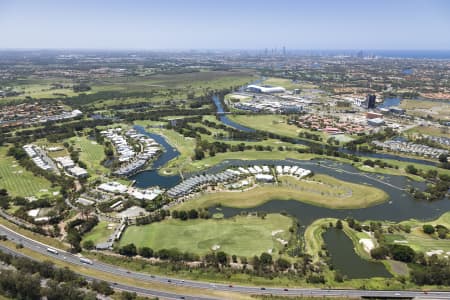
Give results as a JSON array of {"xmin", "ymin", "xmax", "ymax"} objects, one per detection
[
  {"xmin": 405, "ymin": 125, "xmax": 450, "ymax": 139},
  {"xmin": 68, "ymin": 136, "xmax": 109, "ymax": 179},
  {"xmin": 395, "ymin": 212, "xmax": 450, "ymax": 254},
  {"xmin": 262, "ymin": 77, "xmax": 318, "ymax": 90},
  {"xmin": 82, "ymin": 221, "xmax": 114, "ymax": 245},
  {"xmin": 227, "ymin": 114, "xmax": 330, "ymax": 141},
  {"xmin": 0, "ymin": 146, "xmax": 56, "ymax": 197},
  {"xmin": 174, "ymin": 173, "xmax": 388, "ymax": 211},
  {"xmin": 119, "ymin": 214, "xmax": 293, "ymax": 257},
  {"xmin": 400, "ymin": 99, "xmax": 450, "ymax": 120}
]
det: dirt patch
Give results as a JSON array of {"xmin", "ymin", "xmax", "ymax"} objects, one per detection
[{"xmin": 387, "ymin": 259, "xmax": 409, "ymax": 276}]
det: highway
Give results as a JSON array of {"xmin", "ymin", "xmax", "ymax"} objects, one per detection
[{"xmin": 1, "ymin": 224, "xmax": 449, "ymax": 300}]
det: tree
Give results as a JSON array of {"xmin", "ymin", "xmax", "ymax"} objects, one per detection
[
  {"xmin": 389, "ymin": 244, "xmax": 415, "ymax": 263},
  {"xmin": 370, "ymin": 246, "xmax": 389, "ymax": 259},
  {"xmin": 216, "ymin": 251, "xmax": 228, "ymax": 265},
  {"xmin": 336, "ymin": 219, "xmax": 343, "ymax": 230},
  {"xmin": 188, "ymin": 209, "xmax": 198, "ymax": 219},
  {"xmin": 82, "ymin": 240, "xmax": 95, "ymax": 250},
  {"xmin": 139, "ymin": 247, "xmax": 154, "ymax": 258},
  {"xmin": 276, "ymin": 257, "xmax": 291, "ymax": 271},
  {"xmin": 439, "ymin": 153, "xmax": 448, "ymax": 163},
  {"xmin": 91, "ymin": 280, "xmax": 114, "ymax": 296},
  {"xmin": 423, "ymin": 224, "xmax": 435, "ymax": 234},
  {"xmin": 260, "ymin": 252, "xmax": 273, "ymax": 266},
  {"xmin": 67, "ymin": 229, "xmax": 81, "ymax": 252},
  {"xmin": 405, "ymin": 164, "xmax": 418, "ymax": 175},
  {"xmin": 194, "ymin": 148, "xmax": 205, "ymax": 160},
  {"xmin": 119, "ymin": 291, "xmax": 138, "ymax": 300},
  {"xmin": 178, "ymin": 210, "xmax": 188, "ymax": 221},
  {"xmin": 119, "ymin": 243, "xmax": 137, "ymax": 257},
  {"xmin": 346, "ymin": 218, "xmax": 355, "ymax": 228}
]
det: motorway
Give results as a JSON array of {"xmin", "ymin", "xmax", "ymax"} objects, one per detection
[{"xmin": 1, "ymin": 225, "xmax": 450, "ymax": 300}]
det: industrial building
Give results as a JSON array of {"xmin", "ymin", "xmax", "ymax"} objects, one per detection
[{"xmin": 246, "ymin": 85, "xmax": 286, "ymax": 93}]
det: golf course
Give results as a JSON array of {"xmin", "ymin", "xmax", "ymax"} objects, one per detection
[{"xmin": 119, "ymin": 213, "xmax": 293, "ymax": 257}]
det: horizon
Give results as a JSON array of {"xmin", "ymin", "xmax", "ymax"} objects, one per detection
[{"xmin": 1, "ymin": 0, "xmax": 449, "ymax": 50}]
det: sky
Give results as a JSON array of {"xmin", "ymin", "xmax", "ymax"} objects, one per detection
[{"xmin": 0, "ymin": 0, "xmax": 449, "ymax": 50}]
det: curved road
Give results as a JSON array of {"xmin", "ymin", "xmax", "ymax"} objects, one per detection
[{"xmin": 1, "ymin": 225, "xmax": 449, "ymax": 299}]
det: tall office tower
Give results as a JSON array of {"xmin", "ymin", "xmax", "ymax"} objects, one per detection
[{"xmin": 366, "ymin": 94, "xmax": 376, "ymax": 109}]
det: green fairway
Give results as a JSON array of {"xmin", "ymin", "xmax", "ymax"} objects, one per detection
[
  {"xmin": 119, "ymin": 214, "xmax": 293, "ymax": 257},
  {"xmin": 68, "ymin": 136, "xmax": 109, "ymax": 178},
  {"xmin": 0, "ymin": 146, "xmax": 56, "ymax": 197},
  {"xmin": 395, "ymin": 212, "xmax": 450, "ymax": 254}
]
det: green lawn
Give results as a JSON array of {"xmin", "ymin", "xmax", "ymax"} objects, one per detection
[
  {"xmin": 383, "ymin": 234, "xmax": 406, "ymax": 243},
  {"xmin": 68, "ymin": 136, "xmax": 109, "ymax": 179},
  {"xmin": 0, "ymin": 146, "xmax": 56, "ymax": 197},
  {"xmin": 82, "ymin": 221, "xmax": 114, "ymax": 244},
  {"xmin": 119, "ymin": 214, "xmax": 293, "ymax": 257}
]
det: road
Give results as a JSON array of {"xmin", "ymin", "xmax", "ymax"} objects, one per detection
[{"xmin": 1, "ymin": 224, "xmax": 449, "ymax": 300}]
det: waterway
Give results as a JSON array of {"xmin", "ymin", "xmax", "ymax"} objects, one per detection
[
  {"xmin": 205, "ymin": 159, "xmax": 450, "ymax": 227},
  {"xmin": 212, "ymin": 95, "xmax": 256, "ymax": 133},
  {"xmin": 130, "ymin": 113, "xmax": 450, "ymax": 278},
  {"xmin": 129, "ymin": 126, "xmax": 181, "ymax": 189},
  {"xmin": 213, "ymin": 95, "xmax": 437, "ymax": 166}
]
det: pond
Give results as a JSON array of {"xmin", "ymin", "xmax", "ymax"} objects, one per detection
[
  {"xmin": 378, "ymin": 97, "xmax": 401, "ymax": 108},
  {"xmin": 322, "ymin": 228, "xmax": 392, "ymax": 278}
]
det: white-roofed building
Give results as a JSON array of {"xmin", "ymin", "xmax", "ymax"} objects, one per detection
[{"xmin": 247, "ymin": 85, "xmax": 286, "ymax": 93}]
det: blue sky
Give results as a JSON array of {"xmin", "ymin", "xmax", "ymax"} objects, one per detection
[{"xmin": 0, "ymin": 0, "xmax": 449, "ymax": 50}]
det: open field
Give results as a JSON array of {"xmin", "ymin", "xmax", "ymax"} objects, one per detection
[
  {"xmin": 225, "ymin": 93, "xmax": 253, "ymax": 102},
  {"xmin": 405, "ymin": 125, "xmax": 450, "ymax": 139},
  {"xmin": 174, "ymin": 173, "xmax": 388, "ymax": 211},
  {"xmin": 82, "ymin": 221, "xmax": 114, "ymax": 245},
  {"xmin": 262, "ymin": 77, "xmax": 318, "ymax": 90},
  {"xmin": 400, "ymin": 99, "xmax": 450, "ymax": 120},
  {"xmin": 119, "ymin": 214, "xmax": 293, "ymax": 257},
  {"xmin": 0, "ymin": 146, "xmax": 56, "ymax": 197},
  {"xmin": 68, "ymin": 135, "xmax": 109, "ymax": 179},
  {"xmin": 227, "ymin": 114, "xmax": 330, "ymax": 141}
]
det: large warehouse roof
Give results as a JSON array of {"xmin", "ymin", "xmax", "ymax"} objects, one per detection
[{"xmin": 247, "ymin": 85, "xmax": 286, "ymax": 93}]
